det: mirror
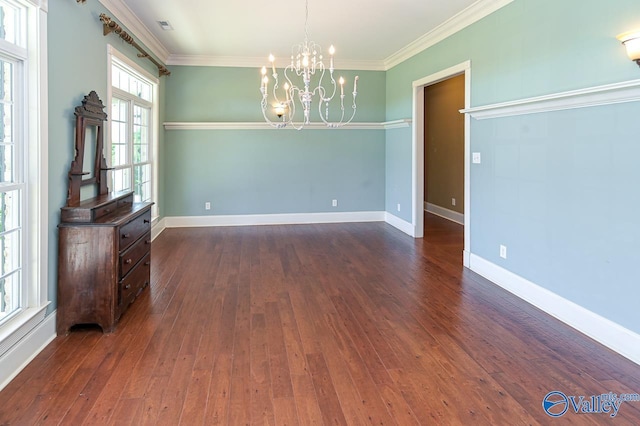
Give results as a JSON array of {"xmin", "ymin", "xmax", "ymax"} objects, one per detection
[
  {"xmin": 82, "ymin": 124, "xmax": 97, "ymax": 183},
  {"xmin": 66, "ymin": 91, "xmax": 110, "ymax": 206}
]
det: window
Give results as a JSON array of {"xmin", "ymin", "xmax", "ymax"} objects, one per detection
[
  {"xmin": 0, "ymin": 0, "xmax": 48, "ymax": 337},
  {"xmin": 108, "ymin": 48, "xmax": 158, "ymax": 217},
  {"xmin": 0, "ymin": 1, "xmax": 25, "ymax": 325},
  {"xmin": 0, "ymin": 54, "xmax": 21, "ymax": 324}
]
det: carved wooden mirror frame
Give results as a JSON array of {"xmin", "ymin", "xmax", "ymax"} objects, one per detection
[{"xmin": 66, "ymin": 91, "xmax": 111, "ymax": 206}]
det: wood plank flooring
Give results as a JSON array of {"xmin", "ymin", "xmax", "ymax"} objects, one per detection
[{"xmin": 1, "ymin": 213, "xmax": 640, "ymax": 425}]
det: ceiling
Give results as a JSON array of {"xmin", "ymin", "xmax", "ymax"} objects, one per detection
[{"xmin": 104, "ymin": 0, "xmax": 510, "ymax": 70}]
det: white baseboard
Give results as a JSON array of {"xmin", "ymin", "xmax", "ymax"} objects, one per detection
[
  {"xmin": 0, "ymin": 311, "xmax": 57, "ymax": 392},
  {"xmin": 425, "ymin": 202, "xmax": 464, "ymax": 225},
  {"xmin": 164, "ymin": 211, "xmax": 386, "ymax": 228},
  {"xmin": 384, "ymin": 212, "xmax": 414, "ymax": 236},
  {"xmin": 463, "ymin": 250, "xmax": 470, "ymax": 268},
  {"xmin": 151, "ymin": 217, "xmax": 167, "ymax": 241},
  {"xmin": 162, "ymin": 211, "xmax": 416, "ymax": 237},
  {"xmin": 469, "ymin": 254, "xmax": 640, "ymax": 366}
]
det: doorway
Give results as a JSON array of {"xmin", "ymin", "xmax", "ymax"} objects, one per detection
[
  {"xmin": 411, "ymin": 61, "xmax": 471, "ymax": 267},
  {"xmin": 423, "ymin": 74, "xmax": 465, "ymax": 225}
]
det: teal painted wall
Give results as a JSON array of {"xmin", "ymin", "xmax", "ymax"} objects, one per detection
[
  {"xmin": 48, "ymin": 1, "xmax": 167, "ymax": 311},
  {"xmin": 472, "ymin": 103, "xmax": 640, "ymax": 329},
  {"xmin": 385, "ymin": 127, "xmax": 412, "ymax": 222},
  {"xmin": 385, "ymin": 0, "xmax": 640, "ymax": 333},
  {"xmin": 163, "ymin": 66, "xmax": 386, "ymax": 216},
  {"xmin": 165, "ymin": 130, "xmax": 384, "ymax": 216}
]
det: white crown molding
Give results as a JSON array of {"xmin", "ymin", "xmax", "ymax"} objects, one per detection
[
  {"xmin": 384, "ymin": 0, "xmax": 514, "ymax": 70},
  {"xmin": 166, "ymin": 55, "xmax": 277, "ymax": 68},
  {"xmin": 163, "ymin": 119, "xmax": 411, "ymax": 131},
  {"xmin": 469, "ymin": 254, "xmax": 640, "ymax": 366},
  {"xmin": 166, "ymin": 54, "xmax": 386, "ymax": 71},
  {"xmin": 97, "ymin": 0, "xmax": 170, "ymax": 63},
  {"xmin": 461, "ymin": 78, "xmax": 640, "ymax": 120},
  {"xmin": 97, "ymin": 0, "xmax": 512, "ymax": 71}
]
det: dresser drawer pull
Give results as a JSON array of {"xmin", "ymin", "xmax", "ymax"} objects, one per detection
[
  {"xmin": 145, "ymin": 240, "xmax": 151, "ymax": 245},
  {"xmin": 145, "ymin": 261, "xmax": 151, "ymax": 266},
  {"xmin": 144, "ymin": 219, "xmax": 150, "ymax": 224},
  {"xmin": 125, "ymin": 259, "xmax": 132, "ymax": 264},
  {"xmin": 105, "ymin": 208, "xmax": 111, "ymax": 213},
  {"xmin": 124, "ymin": 284, "xmax": 131, "ymax": 290},
  {"xmin": 122, "ymin": 233, "xmax": 131, "ymax": 239}
]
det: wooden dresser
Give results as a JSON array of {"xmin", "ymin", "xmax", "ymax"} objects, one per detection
[
  {"xmin": 57, "ymin": 91, "xmax": 153, "ymax": 335},
  {"xmin": 57, "ymin": 191, "xmax": 153, "ymax": 335}
]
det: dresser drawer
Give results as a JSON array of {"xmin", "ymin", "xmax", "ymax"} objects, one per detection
[
  {"xmin": 119, "ymin": 252, "xmax": 151, "ymax": 308},
  {"xmin": 117, "ymin": 193, "xmax": 134, "ymax": 210},
  {"xmin": 93, "ymin": 201, "xmax": 117, "ymax": 220},
  {"xmin": 119, "ymin": 210, "xmax": 151, "ymax": 251},
  {"xmin": 119, "ymin": 231, "xmax": 151, "ymax": 278}
]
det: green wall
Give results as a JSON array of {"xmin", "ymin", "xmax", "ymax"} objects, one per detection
[
  {"xmin": 384, "ymin": 0, "xmax": 640, "ymax": 333},
  {"xmin": 164, "ymin": 129, "xmax": 384, "ymax": 216},
  {"xmin": 48, "ymin": 1, "xmax": 166, "ymax": 311},
  {"xmin": 163, "ymin": 66, "xmax": 386, "ymax": 216}
]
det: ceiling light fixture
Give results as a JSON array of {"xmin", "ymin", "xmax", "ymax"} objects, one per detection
[
  {"xmin": 617, "ymin": 29, "xmax": 640, "ymax": 68},
  {"xmin": 260, "ymin": 0, "xmax": 358, "ymax": 129}
]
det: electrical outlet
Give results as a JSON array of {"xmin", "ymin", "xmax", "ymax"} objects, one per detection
[
  {"xmin": 332, "ymin": 199, "xmax": 338, "ymax": 207},
  {"xmin": 397, "ymin": 203, "xmax": 401, "ymax": 212},
  {"xmin": 499, "ymin": 245, "xmax": 507, "ymax": 259},
  {"xmin": 205, "ymin": 202, "xmax": 211, "ymax": 210},
  {"xmin": 472, "ymin": 152, "xmax": 481, "ymax": 164},
  {"xmin": 451, "ymin": 198, "xmax": 456, "ymax": 206}
]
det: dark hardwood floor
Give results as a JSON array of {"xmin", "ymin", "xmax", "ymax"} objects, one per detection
[{"xmin": 1, "ymin": 213, "xmax": 639, "ymax": 425}]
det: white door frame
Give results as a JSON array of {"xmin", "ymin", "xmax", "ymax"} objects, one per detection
[{"xmin": 411, "ymin": 60, "xmax": 471, "ymax": 267}]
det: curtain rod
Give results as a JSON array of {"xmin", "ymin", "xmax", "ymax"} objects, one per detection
[{"xmin": 98, "ymin": 13, "xmax": 171, "ymax": 77}]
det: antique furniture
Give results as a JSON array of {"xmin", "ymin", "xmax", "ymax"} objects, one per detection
[{"xmin": 57, "ymin": 91, "xmax": 153, "ymax": 335}]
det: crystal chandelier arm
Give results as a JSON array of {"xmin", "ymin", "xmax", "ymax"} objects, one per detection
[
  {"xmin": 284, "ymin": 68, "xmax": 297, "ymax": 125},
  {"xmin": 340, "ymin": 76, "xmax": 359, "ymax": 126},
  {"xmin": 317, "ymin": 91, "xmax": 345, "ymax": 126},
  {"xmin": 318, "ymin": 75, "xmax": 358, "ymax": 128},
  {"xmin": 314, "ymin": 67, "xmax": 340, "ymax": 124},
  {"xmin": 260, "ymin": 67, "xmax": 290, "ymax": 128},
  {"xmin": 260, "ymin": 88, "xmax": 288, "ymax": 128},
  {"xmin": 322, "ymin": 67, "xmax": 338, "ymax": 105},
  {"xmin": 268, "ymin": 56, "xmax": 288, "ymax": 108}
]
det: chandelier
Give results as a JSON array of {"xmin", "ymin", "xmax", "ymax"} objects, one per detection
[{"xmin": 260, "ymin": 0, "xmax": 359, "ymax": 129}]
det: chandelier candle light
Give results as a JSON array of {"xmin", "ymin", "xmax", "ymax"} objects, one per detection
[{"xmin": 260, "ymin": 0, "xmax": 359, "ymax": 129}]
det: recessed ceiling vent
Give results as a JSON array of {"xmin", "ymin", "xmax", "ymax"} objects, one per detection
[{"xmin": 158, "ymin": 20, "xmax": 173, "ymax": 31}]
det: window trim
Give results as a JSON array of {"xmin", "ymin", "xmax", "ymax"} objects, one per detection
[
  {"xmin": 0, "ymin": 0, "xmax": 50, "ymax": 358},
  {"xmin": 107, "ymin": 45, "xmax": 159, "ymax": 219}
]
